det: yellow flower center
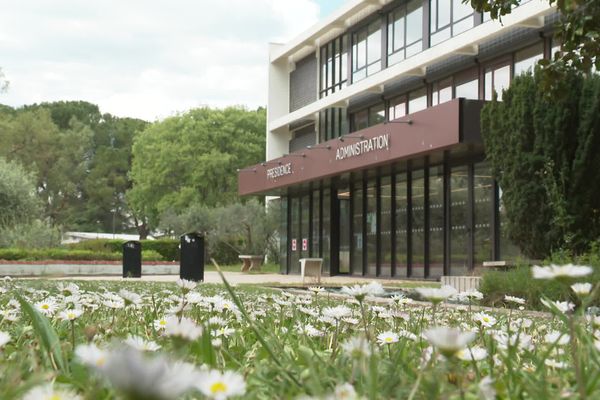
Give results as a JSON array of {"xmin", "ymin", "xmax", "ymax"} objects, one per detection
[
  {"xmin": 159, "ymin": 320, "xmax": 166, "ymax": 326},
  {"xmin": 385, "ymin": 337, "xmax": 393, "ymax": 343},
  {"xmin": 210, "ymin": 382, "xmax": 227, "ymax": 394},
  {"xmin": 50, "ymin": 395, "xmax": 62, "ymax": 400},
  {"xmin": 42, "ymin": 304, "xmax": 49, "ymax": 310},
  {"xmin": 483, "ymin": 317, "xmax": 490, "ymax": 322},
  {"xmin": 95, "ymin": 357, "xmax": 106, "ymax": 367}
]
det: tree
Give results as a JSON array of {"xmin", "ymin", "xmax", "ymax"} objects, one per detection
[
  {"xmin": 467, "ymin": 0, "xmax": 599, "ymax": 74},
  {"xmin": 0, "ymin": 157, "xmax": 42, "ymax": 228},
  {"xmin": 0, "ymin": 67, "xmax": 8, "ymax": 93},
  {"xmin": 127, "ymin": 106, "xmax": 266, "ymax": 236},
  {"xmin": 481, "ymin": 71, "xmax": 600, "ymax": 258},
  {"xmin": 0, "ymin": 108, "xmax": 93, "ymax": 225}
]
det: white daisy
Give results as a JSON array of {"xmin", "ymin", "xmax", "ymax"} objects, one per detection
[
  {"xmin": 457, "ymin": 346, "xmax": 488, "ymax": 361},
  {"xmin": 544, "ymin": 331, "xmax": 570, "ymax": 345},
  {"xmin": 322, "ymin": 305, "xmax": 352, "ymax": 320},
  {"xmin": 504, "ymin": 295, "xmax": 526, "ymax": 305},
  {"xmin": 0, "ymin": 331, "xmax": 10, "ymax": 348},
  {"xmin": 196, "ymin": 369, "xmax": 246, "ymax": 400},
  {"xmin": 176, "ymin": 279, "xmax": 197, "ymax": 293},
  {"xmin": 424, "ymin": 326, "xmax": 476, "ymax": 357},
  {"xmin": 571, "ymin": 282, "xmax": 593, "ymax": 297},
  {"xmin": 532, "ymin": 264, "xmax": 593, "ymax": 280},
  {"xmin": 125, "ymin": 335, "xmax": 161, "ymax": 352},
  {"xmin": 59, "ymin": 309, "xmax": 84, "ymax": 321},
  {"xmin": 341, "ymin": 281, "xmax": 385, "ymax": 301},
  {"xmin": 75, "ymin": 343, "xmax": 109, "ymax": 369},
  {"xmin": 473, "ymin": 312, "xmax": 497, "ymax": 328},
  {"xmin": 377, "ymin": 331, "xmax": 399, "ymax": 345},
  {"xmin": 35, "ymin": 298, "xmax": 58, "ymax": 316},
  {"xmin": 415, "ymin": 286, "xmax": 457, "ymax": 304},
  {"xmin": 341, "ymin": 336, "xmax": 371, "ymax": 358},
  {"xmin": 164, "ymin": 316, "xmax": 203, "ymax": 341},
  {"xmin": 23, "ymin": 383, "xmax": 82, "ymax": 400}
]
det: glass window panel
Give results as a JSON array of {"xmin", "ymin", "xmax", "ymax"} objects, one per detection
[
  {"xmin": 411, "ymin": 170, "xmax": 425, "ymax": 278},
  {"xmin": 433, "ymin": 79, "xmax": 453, "ymax": 106},
  {"xmin": 494, "ymin": 65, "xmax": 511, "ymax": 101},
  {"xmin": 367, "ymin": 61, "xmax": 381, "ymax": 76},
  {"xmin": 322, "ymin": 189, "xmax": 331, "ymax": 274},
  {"xmin": 338, "ymin": 189, "xmax": 351, "ymax": 274},
  {"xmin": 437, "ymin": 0, "xmax": 451, "ymax": 28},
  {"xmin": 514, "ymin": 42, "xmax": 544, "ymax": 76},
  {"xmin": 450, "ymin": 166, "xmax": 469, "ymax": 275},
  {"xmin": 406, "ymin": 42, "xmax": 422, "ymax": 58},
  {"xmin": 473, "ymin": 163, "xmax": 493, "ymax": 268},
  {"xmin": 352, "ymin": 179, "xmax": 364, "ymax": 276},
  {"xmin": 352, "ymin": 110, "xmax": 368, "ymax": 131},
  {"xmin": 369, "ymin": 103, "xmax": 385, "ymax": 126},
  {"xmin": 430, "ymin": 27, "xmax": 451, "ymax": 46},
  {"xmin": 484, "ymin": 70, "xmax": 493, "ymax": 101},
  {"xmin": 290, "ymin": 196, "xmax": 301, "ymax": 273},
  {"xmin": 393, "ymin": 13, "xmax": 405, "ymax": 52},
  {"xmin": 300, "ymin": 194, "xmax": 310, "ymax": 261},
  {"xmin": 453, "ymin": 17, "xmax": 474, "ymax": 36},
  {"xmin": 453, "ymin": 0, "xmax": 473, "ymax": 22},
  {"xmin": 366, "ymin": 180, "xmax": 377, "ymax": 276},
  {"xmin": 395, "ymin": 173, "xmax": 408, "ymax": 277},
  {"xmin": 380, "ymin": 177, "xmax": 393, "ymax": 277},
  {"xmin": 311, "ymin": 190, "xmax": 320, "ymax": 258},
  {"xmin": 429, "ymin": 166, "xmax": 444, "ymax": 279},
  {"xmin": 455, "ymin": 77, "xmax": 479, "ymax": 100},
  {"xmin": 498, "ymin": 186, "xmax": 521, "ymax": 260},
  {"xmin": 406, "ymin": 0, "xmax": 423, "ymax": 44},
  {"xmin": 279, "ymin": 197, "xmax": 288, "ymax": 274},
  {"xmin": 388, "ymin": 51, "xmax": 404, "ymax": 66},
  {"xmin": 408, "ymin": 88, "xmax": 427, "ymax": 113},
  {"xmin": 367, "ymin": 22, "xmax": 381, "ymax": 64}
]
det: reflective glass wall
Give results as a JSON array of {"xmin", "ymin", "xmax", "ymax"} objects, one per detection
[{"xmin": 281, "ymin": 157, "xmax": 512, "ymax": 278}]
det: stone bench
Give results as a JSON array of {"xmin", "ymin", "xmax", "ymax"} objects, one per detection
[
  {"xmin": 300, "ymin": 258, "xmax": 323, "ymax": 285},
  {"xmin": 440, "ymin": 276, "xmax": 482, "ymax": 292},
  {"xmin": 239, "ymin": 255, "xmax": 264, "ymax": 272},
  {"xmin": 482, "ymin": 260, "xmax": 515, "ymax": 270}
]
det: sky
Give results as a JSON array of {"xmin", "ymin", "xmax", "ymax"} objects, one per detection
[{"xmin": 0, "ymin": 0, "xmax": 347, "ymax": 121}]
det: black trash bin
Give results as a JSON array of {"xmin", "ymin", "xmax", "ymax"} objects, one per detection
[
  {"xmin": 180, "ymin": 232, "xmax": 204, "ymax": 282},
  {"xmin": 122, "ymin": 240, "xmax": 142, "ymax": 278}
]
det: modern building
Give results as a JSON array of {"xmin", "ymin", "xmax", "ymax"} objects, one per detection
[{"xmin": 239, "ymin": 0, "xmax": 558, "ymax": 279}]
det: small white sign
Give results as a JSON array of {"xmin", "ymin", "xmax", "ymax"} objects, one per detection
[{"xmin": 291, "ymin": 238, "xmax": 297, "ymax": 251}]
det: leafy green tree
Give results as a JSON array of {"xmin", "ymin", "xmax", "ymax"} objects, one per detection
[
  {"xmin": 128, "ymin": 106, "xmax": 265, "ymax": 236},
  {"xmin": 481, "ymin": 71, "xmax": 600, "ymax": 258},
  {"xmin": 0, "ymin": 108, "xmax": 93, "ymax": 225},
  {"xmin": 0, "ymin": 157, "xmax": 42, "ymax": 228},
  {"xmin": 467, "ymin": 0, "xmax": 599, "ymax": 74}
]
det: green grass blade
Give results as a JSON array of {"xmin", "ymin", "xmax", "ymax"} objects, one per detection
[{"xmin": 17, "ymin": 294, "xmax": 67, "ymax": 373}]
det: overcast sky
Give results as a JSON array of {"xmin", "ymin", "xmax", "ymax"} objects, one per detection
[{"xmin": 0, "ymin": 0, "xmax": 347, "ymax": 121}]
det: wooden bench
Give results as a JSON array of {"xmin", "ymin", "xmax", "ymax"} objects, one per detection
[
  {"xmin": 299, "ymin": 258, "xmax": 323, "ymax": 284},
  {"xmin": 239, "ymin": 255, "xmax": 264, "ymax": 272},
  {"xmin": 440, "ymin": 276, "xmax": 482, "ymax": 292}
]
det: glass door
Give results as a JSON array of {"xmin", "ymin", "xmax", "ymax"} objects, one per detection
[{"xmin": 338, "ymin": 188, "xmax": 351, "ymax": 274}]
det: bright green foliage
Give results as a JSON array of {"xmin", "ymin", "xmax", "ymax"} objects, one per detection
[
  {"xmin": 0, "ymin": 248, "xmax": 164, "ymax": 261},
  {"xmin": 0, "ymin": 157, "xmax": 42, "ymax": 227},
  {"xmin": 67, "ymin": 238, "xmax": 180, "ymax": 261},
  {"xmin": 467, "ymin": 0, "xmax": 600, "ymax": 74},
  {"xmin": 481, "ymin": 71, "xmax": 600, "ymax": 258},
  {"xmin": 0, "ymin": 220, "xmax": 62, "ymax": 249},
  {"xmin": 128, "ymin": 106, "xmax": 266, "ymax": 233},
  {"xmin": 0, "ymin": 101, "xmax": 147, "ymax": 234}
]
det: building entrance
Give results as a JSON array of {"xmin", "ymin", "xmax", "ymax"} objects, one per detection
[{"xmin": 337, "ymin": 188, "xmax": 351, "ymax": 274}]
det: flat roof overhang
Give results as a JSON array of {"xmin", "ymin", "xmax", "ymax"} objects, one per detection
[{"xmin": 239, "ymin": 99, "xmax": 485, "ymax": 196}]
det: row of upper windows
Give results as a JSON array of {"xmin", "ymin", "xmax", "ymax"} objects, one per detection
[
  {"xmin": 345, "ymin": 40, "xmax": 554, "ymax": 133},
  {"xmin": 318, "ymin": 0, "xmax": 532, "ymax": 99}
]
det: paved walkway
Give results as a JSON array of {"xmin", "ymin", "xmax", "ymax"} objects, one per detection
[{"xmin": 33, "ymin": 271, "xmax": 429, "ymax": 287}]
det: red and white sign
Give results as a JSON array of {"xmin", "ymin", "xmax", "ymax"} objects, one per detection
[
  {"xmin": 291, "ymin": 239, "xmax": 297, "ymax": 251},
  {"xmin": 302, "ymin": 238, "xmax": 308, "ymax": 251}
]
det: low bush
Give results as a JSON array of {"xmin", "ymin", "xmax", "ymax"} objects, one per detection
[
  {"xmin": 480, "ymin": 254, "xmax": 600, "ymax": 310},
  {"xmin": 67, "ymin": 239, "xmax": 180, "ymax": 261},
  {"xmin": 0, "ymin": 248, "xmax": 166, "ymax": 262}
]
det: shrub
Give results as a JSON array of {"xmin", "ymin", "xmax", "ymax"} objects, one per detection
[
  {"xmin": 480, "ymin": 259, "xmax": 600, "ymax": 310},
  {"xmin": 0, "ymin": 248, "xmax": 165, "ymax": 262},
  {"xmin": 67, "ymin": 239, "xmax": 179, "ymax": 261},
  {"xmin": 0, "ymin": 219, "xmax": 62, "ymax": 248}
]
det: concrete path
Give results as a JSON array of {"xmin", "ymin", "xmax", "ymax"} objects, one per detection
[{"xmin": 27, "ymin": 271, "xmax": 429, "ymax": 287}]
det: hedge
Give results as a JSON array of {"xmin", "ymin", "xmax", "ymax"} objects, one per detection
[
  {"xmin": 67, "ymin": 239, "xmax": 180, "ymax": 261},
  {"xmin": 0, "ymin": 248, "xmax": 165, "ymax": 262}
]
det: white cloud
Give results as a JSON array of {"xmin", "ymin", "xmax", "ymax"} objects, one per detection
[{"xmin": 0, "ymin": 0, "xmax": 321, "ymax": 120}]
